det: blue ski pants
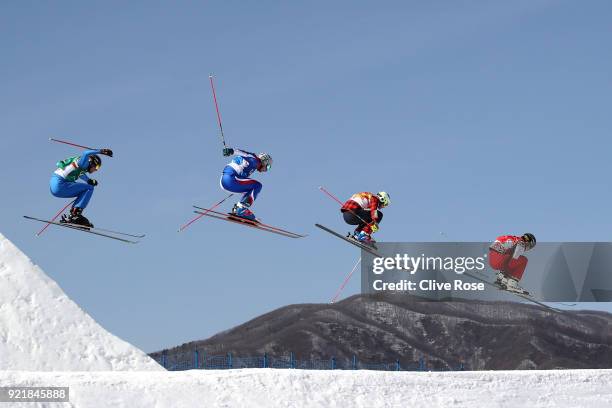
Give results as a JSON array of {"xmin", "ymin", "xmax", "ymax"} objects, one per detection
[
  {"xmin": 49, "ymin": 175, "xmax": 94, "ymax": 209},
  {"xmin": 220, "ymin": 173, "xmax": 262, "ymax": 206}
]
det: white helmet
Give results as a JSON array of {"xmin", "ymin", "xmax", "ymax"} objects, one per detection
[
  {"xmin": 377, "ymin": 191, "xmax": 390, "ymax": 207},
  {"xmin": 257, "ymin": 153, "xmax": 272, "ymax": 172}
]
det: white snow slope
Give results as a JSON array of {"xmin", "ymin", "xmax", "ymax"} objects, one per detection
[
  {"xmin": 2, "ymin": 233, "xmax": 611, "ymax": 407},
  {"xmin": 2, "ymin": 368, "xmax": 612, "ymax": 407},
  {"xmin": 0, "ymin": 232, "xmax": 162, "ymax": 371}
]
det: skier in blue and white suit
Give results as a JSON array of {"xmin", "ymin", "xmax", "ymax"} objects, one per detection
[
  {"xmin": 50, "ymin": 148, "xmax": 113, "ymax": 227},
  {"xmin": 221, "ymin": 147, "xmax": 273, "ymax": 221}
]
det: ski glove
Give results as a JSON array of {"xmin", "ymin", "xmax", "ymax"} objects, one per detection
[
  {"xmin": 223, "ymin": 147, "xmax": 234, "ymax": 157},
  {"xmin": 100, "ymin": 148, "xmax": 113, "ymax": 157},
  {"xmin": 87, "ymin": 179, "xmax": 98, "ymax": 186},
  {"xmin": 369, "ymin": 223, "xmax": 379, "ymax": 233}
]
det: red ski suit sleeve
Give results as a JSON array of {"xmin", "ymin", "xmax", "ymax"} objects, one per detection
[{"xmin": 490, "ymin": 235, "xmax": 522, "ymax": 255}]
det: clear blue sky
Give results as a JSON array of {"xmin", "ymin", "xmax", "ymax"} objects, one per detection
[{"xmin": 1, "ymin": 1, "xmax": 611, "ymax": 352}]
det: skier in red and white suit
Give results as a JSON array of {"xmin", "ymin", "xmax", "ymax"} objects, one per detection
[
  {"xmin": 341, "ymin": 191, "xmax": 390, "ymax": 244},
  {"xmin": 488, "ymin": 233, "xmax": 536, "ymax": 294}
]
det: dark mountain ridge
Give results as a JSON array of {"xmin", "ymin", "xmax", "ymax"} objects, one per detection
[{"xmin": 151, "ymin": 294, "xmax": 612, "ymax": 370}]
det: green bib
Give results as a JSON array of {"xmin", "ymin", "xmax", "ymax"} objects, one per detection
[{"xmin": 56, "ymin": 156, "xmax": 86, "ymax": 182}]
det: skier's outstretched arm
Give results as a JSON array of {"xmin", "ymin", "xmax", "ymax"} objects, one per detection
[
  {"xmin": 234, "ymin": 148, "xmax": 256, "ymax": 158},
  {"xmin": 223, "ymin": 147, "xmax": 256, "ymax": 158},
  {"xmin": 76, "ymin": 148, "xmax": 113, "ymax": 168},
  {"xmin": 77, "ymin": 149, "xmax": 102, "ymax": 168}
]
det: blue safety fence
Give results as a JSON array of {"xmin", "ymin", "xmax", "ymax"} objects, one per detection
[{"xmin": 154, "ymin": 350, "xmax": 466, "ymax": 372}]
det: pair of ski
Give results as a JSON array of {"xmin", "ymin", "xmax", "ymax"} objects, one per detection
[
  {"xmin": 460, "ymin": 271, "xmax": 561, "ymax": 312},
  {"xmin": 23, "ymin": 216, "xmax": 144, "ymax": 244},
  {"xmin": 315, "ymin": 224, "xmax": 381, "ymax": 257},
  {"xmin": 192, "ymin": 206, "xmax": 306, "ymax": 239}
]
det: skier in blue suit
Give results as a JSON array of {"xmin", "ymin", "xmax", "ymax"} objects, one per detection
[
  {"xmin": 220, "ymin": 147, "xmax": 273, "ymax": 221},
  {"xmin": 50, "ymin": 148, "xmax": 113, "ymax": 227}
]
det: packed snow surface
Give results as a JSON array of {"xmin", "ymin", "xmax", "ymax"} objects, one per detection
[
  {"xmin": 2, "ymin": 232, "xmax": 610, "ymax": 406},
  {"xmin": 0, "ymin": 232, "xmax": 162, "ymax": 371},
  {"xmin": 2, "ymin": 368, "xmax": 612, "ymax": 407}
]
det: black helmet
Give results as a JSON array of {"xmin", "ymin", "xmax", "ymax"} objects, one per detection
[
  {"xmin": 88, "ymin": 154, "xmax": 102, "ymax": 171},
  {"xmin": 522, "ymin": 233, "xmax": 536, "ymax": 249}
]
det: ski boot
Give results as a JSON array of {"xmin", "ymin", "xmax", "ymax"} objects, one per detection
[
  {"xmin": 60, "ymin": 207, "xmax": 94, "ymax": 228},
  {"xmin": 230, "ymin": 202, "xmax": 257, "ymax": 222},
  {"xmin": 352, "ymin": 230, "xmax": 376, "ymax": 246},
  {"xmin": 494, "ymin": 271, "xmax": 508, "ymax": 287},
  {"xmin": 502, "ymin": 277, "xmax": 530, "ymax": 296}
]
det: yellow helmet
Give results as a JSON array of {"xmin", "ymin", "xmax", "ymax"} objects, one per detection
[{"xmin": 377, "ymin": 191, "xmax": 390, "ymax": 207}]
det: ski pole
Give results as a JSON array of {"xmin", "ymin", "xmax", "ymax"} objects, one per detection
[
  {"xmin": 178, "ymin": 193, "xmax": 234, "ymax": 232},
  {"xmin": 36, "ymin": 199, "xmax": 76, "ymax": 236},
  {"xmin": 49, "ymin": 138, "xmax": 93, "ymax": 150},
  {"xmin": 209, "ymin": 74, "xmax": 226, "ymax": 148},
  {"xmin": 318, "ymin": 186, "xmax": 373, "ymax": 228},
  {"xmin": 330, "ymin": 257, "xmax": 361, "ymax": 303},
  {"xmin": 319, "ymin": 186, "xmax": 344, "ymax": 206}
]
